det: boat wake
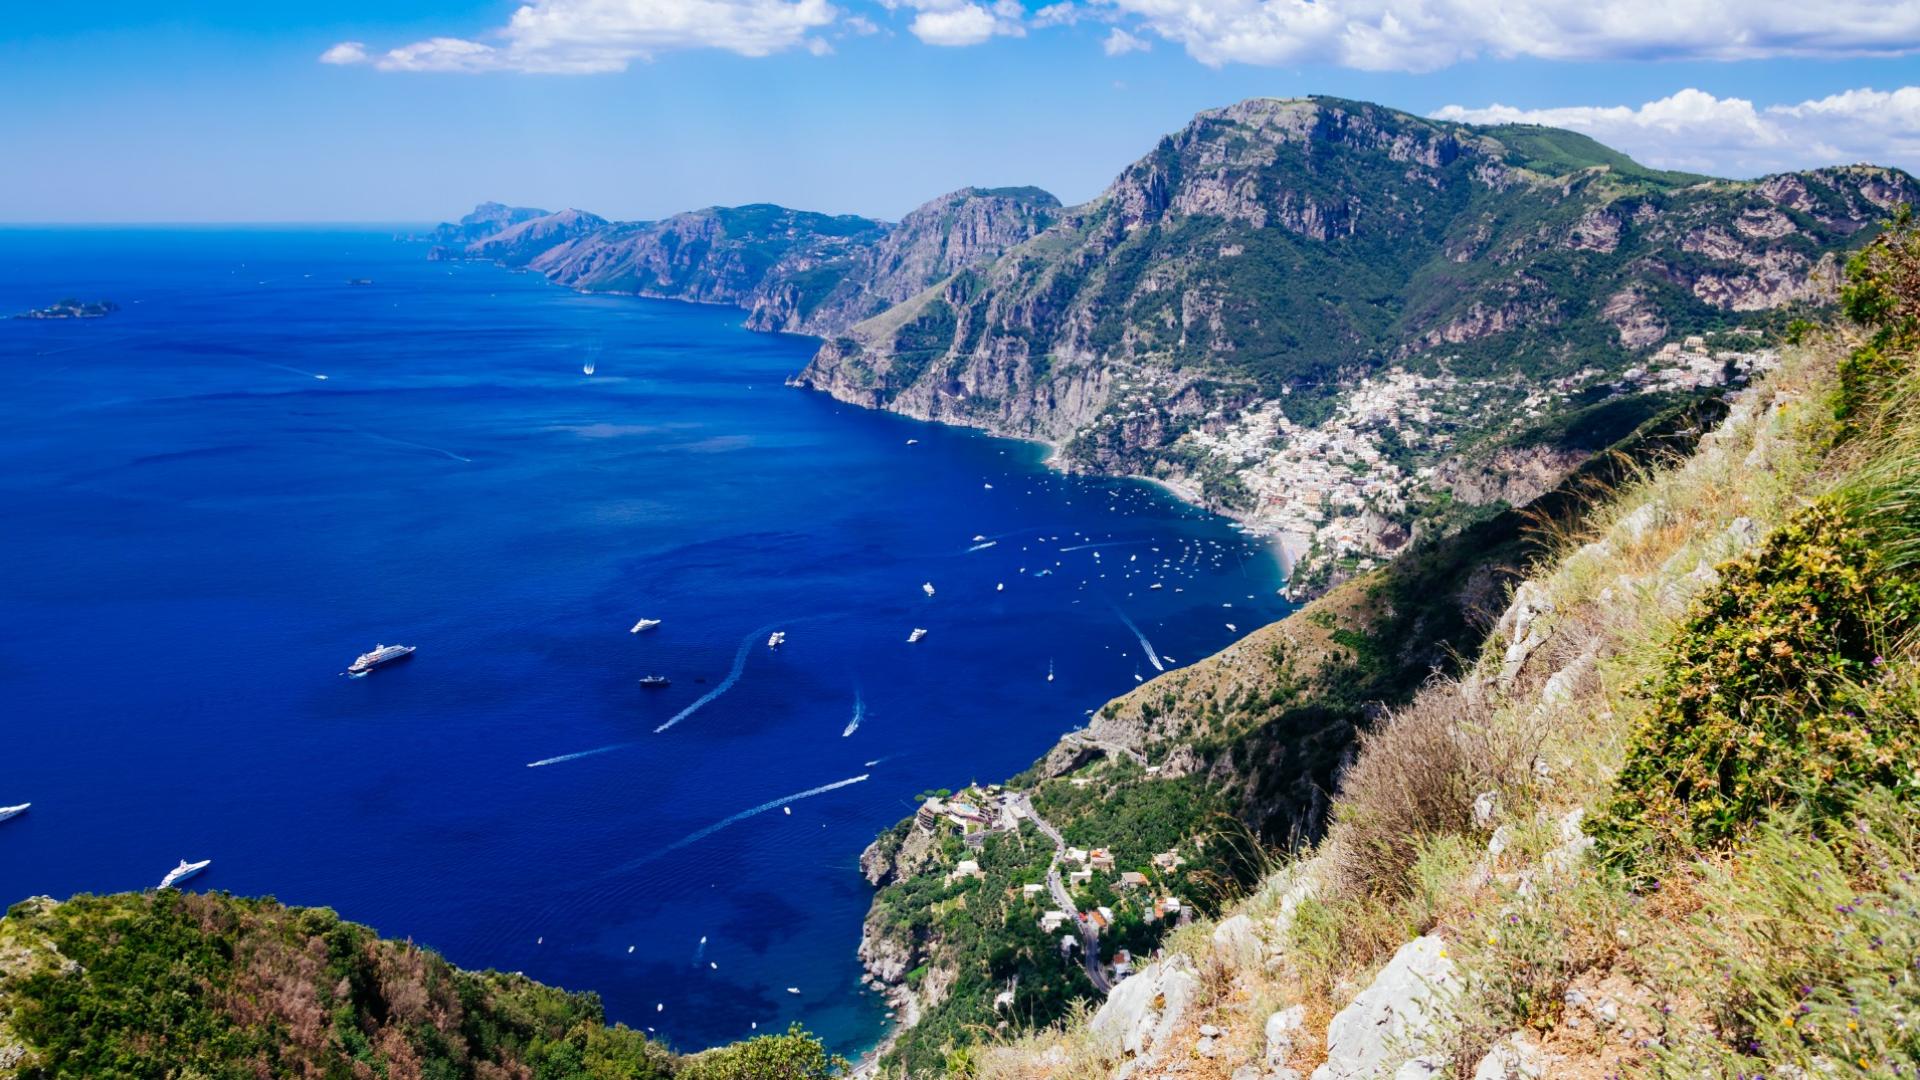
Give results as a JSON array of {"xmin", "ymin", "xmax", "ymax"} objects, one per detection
[
  {"xmin": 843, "ymin": 688, "xmax": 864, "ymax": 737},
  {"xmin": 1112, "ymin": 605, "xmax": 1166, "ymax": 672},
  {"xmin": 964, "ymin": 540, "xmax": 998, "ymax": 553},
  {"xmin": 361, "ymin": 431, "xmax": 471, "ymax": 463},
  {"xmin": 526, "ymin": 742, "xmax": 633, "ymax": 768},
  {"xmin": 611, "ymin": 774, "xmax": 870, "ymax": 873},
  {"xmin": 654, "ymin": 621, "xmax": 784, "ymax": 734}
]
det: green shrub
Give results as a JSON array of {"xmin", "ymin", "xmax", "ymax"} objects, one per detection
[
  {"xmin": 1837, "ymin": 204, "xmax": 1920, "ymax": 425},
  {"xmin": 1594, "ymin": 500, "xmax": 1920, "ymax": 860},
  {"xmin": 678, "ymin": 1024, "xmax": 847, "ymax": 1080}
]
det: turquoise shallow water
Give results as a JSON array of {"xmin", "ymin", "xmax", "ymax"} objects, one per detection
[{"xmin": 0, "ymin": 227, "xmax": 1292, "ymax": 1054}]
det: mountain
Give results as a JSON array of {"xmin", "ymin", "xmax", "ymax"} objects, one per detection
[
  {"xmin": 464, "ymin": 207, "xmax": 610, "ymax": 266},
  {"xmin": 428, "ymin": 186, "xmax": 1060, "ymax": 337},
  {"xmin": 792, "ymin": 96, "xmax": 1913, "ymax": 592},
  {"xmin": 425, "ymin": 200, "xmax": 552, "ymax": 246}
]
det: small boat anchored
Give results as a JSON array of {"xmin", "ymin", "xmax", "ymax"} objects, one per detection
[
  {"xmin": 907, "ymin": 628, "xmax": 927, "ymax": 643},
  {"xmin": 0, "ymin": 803, "xmax": 29, "ymax": 823},
  {"xmin": 630, "ymin": 618, "xmax": 662, "ymax": 633},
  {"xmin": 767, "ymin": 631, "xmax": 787, "ymax": 648},
  {"xmin": 638, "ymin": 675, "xmax": 671, "ymax": 688},
  {"xmin": 347, "ymin": 643, "xmax": 415, "ymax": 676},
  {"xmin": 159, "ymin": 858, "xmax": 211, "ymax": 890},
  {"xmin": 921, "ymin": 582, "xmax": 935, "ymax": 597}
]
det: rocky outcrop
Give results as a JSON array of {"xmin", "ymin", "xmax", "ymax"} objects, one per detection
[
  {"xmin": 1087, "ymin": 953, "xmax": 1202, "ymax": 1075},
  {"xmin": 1310, "ymin": 935, "xmax": 1459, "ymax": 1080}
]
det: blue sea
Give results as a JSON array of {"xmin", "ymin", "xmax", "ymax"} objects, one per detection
[{"xmin": 0, "ymin": 227, "xmax": 1292, "ymax": 1055}]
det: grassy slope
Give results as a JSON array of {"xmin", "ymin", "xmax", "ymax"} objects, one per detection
[
  {"xmin": 977, "ymin": 215, "xmax": 1920, "ymax": 1080},
  {"xmin": 860, "ymin": 389, "xmax": 1737, "ymax": 1075}
]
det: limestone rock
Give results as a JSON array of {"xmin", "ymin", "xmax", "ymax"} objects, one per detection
[
  {"xmin": 1213, "ymin": 913, "xmax": 1260, "ymax": 966},
  {"xmin": 1089, "ymin": 953, "xmax": 1200, "ymax": 1071},
  {"xmin": 1495, "ymin": 582, "xmax": 1555, "ymax": 687},
  {"xmin": 1265, "ymin": 1004, "xmax": 1306, "ymax": 1068},
  {"xmin": 1310, "ymin": 936, "xmax": 1459, "ymax": 1080},
  {"xmin": 1472, "ymin": 1033, "xmax": 1546, "ymax": 1080}
]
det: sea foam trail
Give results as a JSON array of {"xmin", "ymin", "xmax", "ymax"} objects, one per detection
[
  {"xmin": 965, "ymin": 540, "xmax": 999, "ymax": 553},
  {"xmin": 526, "ymin": 742, "xmax": 634, "ymax": 768},
  {"xmin": 611, "ymin": 774, "xmax": 870, "ymax": 873},
  {"xmin": 1113, "ymin": 606, "xmax": 1166, "ymax": 672},
  {"xmin": 842, "ymin": 689, "xmax": 864, "ymax": 737},
  {"xmin": 654, "ymin": 621, "xmax": 783, "ymax": 734},
  {"xmin": 361, "ymin": 431, "xmax": 472, "ymax": 463}
]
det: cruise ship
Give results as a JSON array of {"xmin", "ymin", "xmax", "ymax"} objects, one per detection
[
  {"xmin": 159, "ymin": 858, "xmax": 211, "ymax": 889},
  {"xmin": 347, "ymin": 643, "xmax": 415, "ymax": 676},
  {"xmin": 0, "ymin": 803, "xmax": 28, "ymax": 823}
]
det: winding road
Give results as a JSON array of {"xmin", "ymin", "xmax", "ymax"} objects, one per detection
[{"xmin": 1015, "ymin": 794, "xmax": 1111, "ymax": 994}]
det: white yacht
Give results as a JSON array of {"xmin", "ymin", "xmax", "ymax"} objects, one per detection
[
  {"xmin": 921, "ymin": 582, "xmax": 935, "ymax": 597},
  {"xmin": 907, "ymin": 628, "xmax": 927, "ymax": 643},
  {"xmin": 159, "ymin": 858, "xmax": 211, "ymax": 889},
  {"xmin": 347, "ymin": 643, "xmax": 415, "ymax": 676},
  {"xmin": 0, "ymin": 803, "xmax": 29, "ymax": 823},
  {"xmin": 767, "ymin": 631, "xmax": 787, "ymax": 648},
  {"xmin": 630, "ymin": 618, "xmax": 662, "ymax": 633}
]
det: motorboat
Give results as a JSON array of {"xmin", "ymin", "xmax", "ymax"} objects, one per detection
[{"xmin": 160, "ymin": 858, "xmax": 211, "ymax": 889}]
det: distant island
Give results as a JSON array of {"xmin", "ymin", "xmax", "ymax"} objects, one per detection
[{"xmin": 13, "ymin": 298, "xmax": 118, "ymax": 320}]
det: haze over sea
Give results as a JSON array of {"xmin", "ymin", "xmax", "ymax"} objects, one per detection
[{"xmin": 0, "ymin": 227, "xmax": 1291, "ymax": 1054}]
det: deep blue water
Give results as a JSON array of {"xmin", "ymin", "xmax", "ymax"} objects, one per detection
[{"xmin": 0, "ymin": 228, "xmax": 1292, "ymax": 1055}]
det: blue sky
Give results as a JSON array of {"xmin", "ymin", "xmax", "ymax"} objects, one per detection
[{"xmin": 7, "ymin": 0, "xmax": 1919, "ymax": 222}]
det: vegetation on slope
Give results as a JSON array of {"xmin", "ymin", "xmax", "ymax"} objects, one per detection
[
  {"xmin": 0, "ymin": 891, "xmax": 841, "ymax": 1080},
  {"xmin": 970, "ymin": 205, "xmax": 1920, "ymax": 1080}
]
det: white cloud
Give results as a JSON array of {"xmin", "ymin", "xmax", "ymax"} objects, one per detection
[
  {"xmin": 1102, "ymin": 26, "xmax": 1150, "ymax": 54},
  {"xmin": 1089, "ymin": 0, "xmax": 1920, "ymax": 73},
  {"xmin": 318, "ymin": 41, "xmax": 369, "ymax": 65},
  {"xmin": 895, "ymin": 0, "xmax": 1027, "ymax": 45},
  {"xmin": 1032, "ymin": 2, "xmax": 1080, "ymax": 25},
  {"xmin": 910, "ymin": 5, "xmax": 999, "ymax": 44},
  {"xmin": 326, "ymin": 0, "xmax": 838, "ymax": 73},
  {"xmin": 843, "ymin": 13, "xmax": 880, "ymax": 32},
  {"xmin": 1434, "ymin": 86, "xmax": 1920, "ymax": 177}
]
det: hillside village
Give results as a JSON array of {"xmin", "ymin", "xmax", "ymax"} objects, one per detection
[{"xmin": 1171, "ymin": 331, "xmax": 1782, "ymax": 592}]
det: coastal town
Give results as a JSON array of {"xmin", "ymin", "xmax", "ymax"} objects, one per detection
[{"xmin": 1170, "ymin": 331, "xmax": 1781, "ymax": 593}]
